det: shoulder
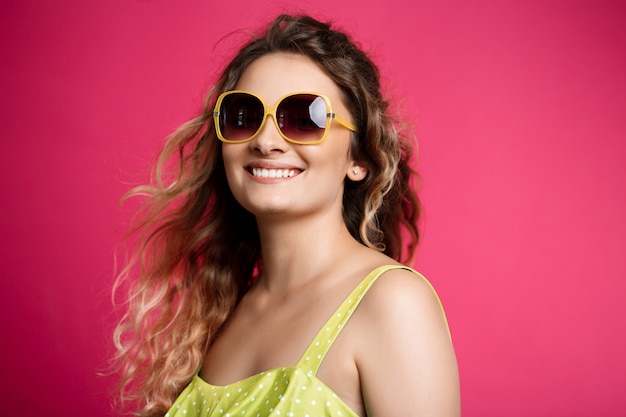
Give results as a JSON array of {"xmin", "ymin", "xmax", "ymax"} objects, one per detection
[
  {"xmin": 350, "ymin": 265, "xmax": 460, "ymax": 416},
  {"xmin": 357, "ymin": 266, "xmax": 449, "ymax": 336}
]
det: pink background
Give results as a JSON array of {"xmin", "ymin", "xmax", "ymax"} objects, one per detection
[{"xmin": 1, "ymin": 1, "xmax": 624, "ymax": 416}]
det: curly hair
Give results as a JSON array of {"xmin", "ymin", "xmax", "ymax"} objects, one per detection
[{"xmin": 113, "ymin": 14, "xmax": 421, "ymax": 416}]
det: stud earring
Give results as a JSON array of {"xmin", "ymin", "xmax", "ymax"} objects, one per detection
[{"xmin": 352, "ymin": 169, "xmax": 359, "ymax": 175}]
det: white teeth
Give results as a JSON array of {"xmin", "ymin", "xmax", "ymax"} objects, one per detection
[{"xmin": 251, "ymin": 168, "xmax": 297, "ymax": 178}]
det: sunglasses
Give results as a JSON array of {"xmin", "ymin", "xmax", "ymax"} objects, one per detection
[{"xmin": 213, "ymin": 90, "xmax": 357, "ymax": 145}]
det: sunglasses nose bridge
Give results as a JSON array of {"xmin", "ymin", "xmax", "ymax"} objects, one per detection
[
  {"xmin": 249, "ymin": 103, "xmax": 291, "ymax": 148},
  {"xmin": 258, "ymin": 103, "xmax": 284, "ymax": 137}
]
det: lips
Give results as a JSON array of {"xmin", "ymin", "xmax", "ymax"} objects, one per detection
[
  {"xmin": 251, "ymin": 167, "xmax": 298, "ymax": 178},
  {"xmin": 245, "ymin": 163, "xmax": 303, "ymax": 180}
]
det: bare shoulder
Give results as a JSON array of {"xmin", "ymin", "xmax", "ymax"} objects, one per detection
[
  {"xmin": 358, "ymin": 266, "xmax": 449, "ymax": 333},
  {"xmin": 351, "ymin": 265, "xmax": 460, "ymax": 417}
]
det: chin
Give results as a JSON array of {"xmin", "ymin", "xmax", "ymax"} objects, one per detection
[{"xmin": 240, "ymin": 200, "xmax": 297, "ymax": 216}]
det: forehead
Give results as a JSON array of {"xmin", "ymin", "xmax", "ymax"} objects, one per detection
[{"xmin": 235, "ymin": 52, "xmax": 343, "ymax": 104}]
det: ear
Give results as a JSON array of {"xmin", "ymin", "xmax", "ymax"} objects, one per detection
[{"xmin": 347, "ymin": 162, "xmax": 368, "ymax": 181}]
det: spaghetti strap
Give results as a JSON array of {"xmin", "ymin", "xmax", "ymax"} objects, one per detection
[{"xmin": 296, "ymin": 265, "xmax": 448, "ymax": 376}]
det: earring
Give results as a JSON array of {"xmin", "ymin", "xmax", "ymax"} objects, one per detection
[{"xmin": 352, "ymin": 169, "xmax": 359, "ymax": 175}]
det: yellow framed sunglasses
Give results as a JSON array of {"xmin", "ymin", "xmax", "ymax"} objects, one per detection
[{"xmin": 213, "ymin": 90, "xmax": 357, "ymax": 145}]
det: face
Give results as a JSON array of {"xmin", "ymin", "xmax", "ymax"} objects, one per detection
[{"xmin": 221, "ymin": 52, "xmax": 366, "ymax": 221}]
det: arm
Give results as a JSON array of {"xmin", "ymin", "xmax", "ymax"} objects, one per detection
[{"xmin": 355, "ymin": 269, "xmax": 460, "ymax": 416}]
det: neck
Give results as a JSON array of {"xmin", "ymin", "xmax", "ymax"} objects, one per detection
[{"xmin": 254, "ymin": 211, "xmax": 362, "ymax": 294}]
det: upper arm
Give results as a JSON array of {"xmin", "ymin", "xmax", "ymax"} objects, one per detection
[{"xmin": 354, "ymin": 269, "xmax": 460, "ymax": 417}]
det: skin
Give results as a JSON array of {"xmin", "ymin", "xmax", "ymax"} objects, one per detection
[{"xmin": 201, "ymin": 52, "xmax": 460, "ymax": 416}]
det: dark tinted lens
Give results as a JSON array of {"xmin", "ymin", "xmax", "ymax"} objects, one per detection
[
  {"xmin": 277, "ymin": 94, "xmax": 327, "ymax": 142},
  {"xmin": 219, "ymin": 93, "xmax": 264, "ymax": 141}
]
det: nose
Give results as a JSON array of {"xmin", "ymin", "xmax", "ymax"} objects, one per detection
[{"xmin": 249, "ymin": 114, "xmax": 288, "ymax": 154}]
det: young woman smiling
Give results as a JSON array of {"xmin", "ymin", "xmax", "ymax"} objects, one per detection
[{"xmin": 114, "ymin": 14, "xmax": 460, "ymax": 417}]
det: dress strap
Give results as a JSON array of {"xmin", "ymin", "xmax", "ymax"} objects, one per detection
[{"xmin": 296, "ymin": 265, "xmax": 425, "ymax": 376}]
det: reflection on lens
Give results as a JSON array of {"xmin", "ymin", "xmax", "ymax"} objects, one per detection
[{"xmin": 308, "ymin": 97, "xmax": 326, "ymax": 128}]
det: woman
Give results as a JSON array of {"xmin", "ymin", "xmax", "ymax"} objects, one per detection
[{"xmin": 114, "ymin": 14, "xmax": 459, "ymax": 417}]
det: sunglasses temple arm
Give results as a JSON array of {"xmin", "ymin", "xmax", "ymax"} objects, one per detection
[{"xmin": 331, "ymin": 113, "xmax": 358, "ymax": 132}]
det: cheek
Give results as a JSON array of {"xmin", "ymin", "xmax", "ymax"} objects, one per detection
[
  {"xmin": 221, "ymin": 148, "xmax": 249, "ymax": 207},
  {"xmin": 221, "ymin": 146, "xmax": 240, "ymax": 177},
  {"xmin": 324, "ymin": 140, "xmax": 352, "ymax": 174}
]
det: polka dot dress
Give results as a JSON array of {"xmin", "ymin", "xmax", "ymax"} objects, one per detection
[{"xmin": 165, "ymin": 265, "xmax": 443, "ymax": 417}]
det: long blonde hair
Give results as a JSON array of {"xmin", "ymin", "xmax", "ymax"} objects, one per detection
[{"xmin": 113, "ymin": 14, "xmax": 421, "ymax": 416}]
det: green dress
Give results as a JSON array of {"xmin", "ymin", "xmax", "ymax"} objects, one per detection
[{"xmin": 165, "ymin": 265, "xmax": 447, "ymax": 417}]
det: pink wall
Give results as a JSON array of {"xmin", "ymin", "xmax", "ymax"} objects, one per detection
[{"xmin": 1, "ymin": 1, "xmax": 624, "ymax": 416}]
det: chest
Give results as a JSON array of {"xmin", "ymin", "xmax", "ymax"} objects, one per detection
[
  {"xmin": 200, "ymin": 290, "xmax": 365, "ymax": 415},
  {"xmin": 204, "ymin": 292, "xmax": 336, "ymax": 379}
]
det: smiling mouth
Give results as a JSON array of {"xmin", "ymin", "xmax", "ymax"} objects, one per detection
[{"xmin": 250, "ymin": 167, "xmax": 299, "ymax": 179}]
